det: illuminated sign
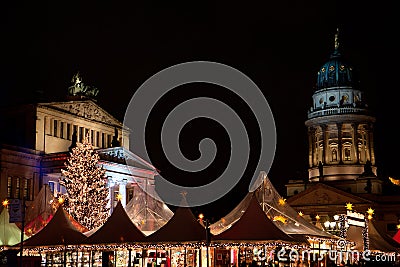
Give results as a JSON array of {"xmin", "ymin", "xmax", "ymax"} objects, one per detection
[{"xmin": 347, "ymin": 210, "xmax": 365, "ymax": 227}]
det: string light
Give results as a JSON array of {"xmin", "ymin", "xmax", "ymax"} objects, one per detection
[
  {"xmin": 60, "ymin": 134, "xmax": 110, "ymax": 230},
  {"xmin": 298, "ymin": 211, "xmax": 304, "ymax": 217},
  {"xmin": 2, "ymin": 199, "xmax": 9, "ymax": 207},
  {"xmin": 338, "ymin": 214, "xmax": 347, "ymax": 239},
  {"xmin": 362, "ymin": 217, "xmax": 369, "ymax": 250},
  {"xmin": 315, "ymin": 215, "xmax": 320, "ymax": 220}
]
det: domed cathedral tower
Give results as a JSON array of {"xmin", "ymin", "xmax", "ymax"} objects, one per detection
[
  {"xmin": 286, "ymin": 29, "xmax": 382, "ymax": 196},
  {"xmin": 305, "ymin": 29, "xmax": 380, "ymax": 193}
]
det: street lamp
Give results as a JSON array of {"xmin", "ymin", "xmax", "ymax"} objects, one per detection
[
  {"xmin": 198, "ymin": 214, "xmax": 210, "ymax": 267},
  {"xmin": 323, "ymin": 215, "xmax": 341, "ymax": 235}
]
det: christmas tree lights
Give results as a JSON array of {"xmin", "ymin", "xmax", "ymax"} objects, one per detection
[{"xmin": 61, "ymin": 134, "xmax": 110, "ymax": 230}]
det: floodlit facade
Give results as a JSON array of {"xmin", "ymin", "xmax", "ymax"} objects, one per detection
[
  {"xmin": 285, "ymin": 30, "xmax": 400, "ymax": 238},
  {"xmin": 0, "ymin": 74, "xmax": 165, "ymax": 215}
]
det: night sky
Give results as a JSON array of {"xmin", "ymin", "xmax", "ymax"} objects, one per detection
[{"xmin": 2, "ymin": 1, "xmax": 399, "ymax": 220}]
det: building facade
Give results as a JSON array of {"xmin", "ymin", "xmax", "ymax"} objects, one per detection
[
  {"xmin": 0, "ymin": 74, "xmax": 158, "ymax": 213},
  {"xmin": 285, "ymin": 30, "xmax": 400, "ymax": 237}
]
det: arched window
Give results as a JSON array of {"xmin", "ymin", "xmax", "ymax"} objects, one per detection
[
  {"xmin": 344, "ymin": 148, "xmax": 351, "ymax": 161},
  {"xmin": 332, "ymin": 149, "xmax": 337, "ymax": 161}
]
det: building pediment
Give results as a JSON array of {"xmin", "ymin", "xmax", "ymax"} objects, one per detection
[
  {"xmin": 97, "ymin": 147, "xmax": 157, "ymax": 173},
  {"xmin": 287, "ymin": 183, "xmax": 372, "ymax": 206},
  {"xmin": 39, "ymin": 100, "xmax": 123, "ymax": 126}
]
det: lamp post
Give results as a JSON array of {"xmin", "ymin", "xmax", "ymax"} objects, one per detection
[
  {"xmin": 198, "ymin": 214, "xmax": 210, "ymax": 267},
  {"xmin": 323, "ymin": 215, "xmax": 341, "ymax": 236}
]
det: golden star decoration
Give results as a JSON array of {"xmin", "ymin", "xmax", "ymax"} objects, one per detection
[
  {"xmin": 367, "ymin": 208, "xmax": 374, "ymax": 215},
  {"xmin": 346, "ymin": 202, "xmax": 353, "ymax": 210},
  {"xmin": 2, "ymin": 199, "xmax": 9, "ymax": 207},
  {"xmin": 273, "ymin": 215, "xmax": 288, "ymax": 224}
]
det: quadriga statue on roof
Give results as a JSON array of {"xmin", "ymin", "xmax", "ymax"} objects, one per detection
[{"xmin": 68, "ymin": 72, "xmax": 99, "ymax": 98}]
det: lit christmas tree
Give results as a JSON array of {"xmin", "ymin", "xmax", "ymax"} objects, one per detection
[{"xmin": 61, "ymin": 133, "xmax": 110, "ymax": 230}]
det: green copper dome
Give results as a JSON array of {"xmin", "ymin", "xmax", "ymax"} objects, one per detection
[{"xmin": 315, "ymin": 30, "xmax": 358, "ymax": 91}]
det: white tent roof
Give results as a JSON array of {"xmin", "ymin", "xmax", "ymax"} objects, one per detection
[
  {"xmin": 24, "ymin": 184, "xmax": 56, "ymax": 236},
  {"xmin": 210, "ymin": 171, "xmax": 335, "ymax": 239},
  {"xmin": 125, "ymin": 185, "xmax": 173, "ymax": 236},
  {"xmin": 0, "ymin": 207, "xmax": 28, "ymax": 246}
]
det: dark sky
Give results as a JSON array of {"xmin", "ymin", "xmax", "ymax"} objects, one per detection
[{"xmin": 2, "ymin": 1, "xmax": 399, "ymax": 220}]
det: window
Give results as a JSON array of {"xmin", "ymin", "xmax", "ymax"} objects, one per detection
[
  {"xmin": 53, "ymin": 120, "xmax": 58, "ymax": 137},
  {"xmin": 48, "ymin": 182, "xmax": 55, "ymax": 194},
  {"xmin": 102, "ymin": 133, "xmax": 106, "ymax": 148},
  {"xmin": 332, "ymin": 149, "xmax": 337, "ymax": 161},
  {"xmin": 91, "ymin": 130, "xmax": 94, "ymax": 145},
  {"xmin": 15, "ymin": 177, "xmax": 21, "ymax": 199},
  {"xmin": 60, "ymin": 122, "xmax": 64, "ymax": 139},
  {"xmin": 7, "ymin": 176, "xmax": 12, "ymax": 198},
  {"xmin": 96, "ymin": 131, "xmax": 100, "ymax": 147},
  {"xmin": 85, "ymin": 128, "xmax": 89, "ymax": 139},
  {"xmin": 23, "ymin": 179, "xmax": 32, "ymax": 200},
  {"xmin": 66, "ymin": 123, "xmax": 71, "ymax": 140},
  {"xmin": 107, "ymin": 134, "xmax": 112, "ymax": 148},
  {"xmin": 344, "ymin": 148, "xmax": 351, "ymax": 161},
  {"xmin": 79, "ymin": 127, "xmax": 84, "ymax": 142},
  {"xmin": 127, "ymin": 188, "xmax": 135, "ymax": 202}
]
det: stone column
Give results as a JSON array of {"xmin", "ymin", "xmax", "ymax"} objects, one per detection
[
  {"xmin": 108, "ymin": 179, "xmax": 115, "ymax": 213},
  {"xmin": 337, "ymin": 123, "xmax": 343, "ymax": 164},
  {"xmin": 119, "ymin": 180, "xmax": 127, "ymax": 207},
  {"xmin": 308, "ymin": 127, "xmax": 314, "ymax": 167},
  {"xmin": 321, "ymin": 125, "xmax": 327, "ymax": 164},
  {"xmin": 367, "ymin": 123, "xmax": 375, "ymax": 165},
  {"xmin": 351, "ymin": 123, "xmax": 359, "ymax": 163},
  {"xmin": 365, "ymin": 124, "xmax": 371, "ymax": 163}
]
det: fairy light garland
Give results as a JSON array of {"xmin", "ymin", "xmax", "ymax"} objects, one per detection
[
  {"xmin": 362, "ymin": 217, "xmax": 369, "ymax": 251},
  {"xmin": 338, "ymin": 214, "xmax": 347, "ymax": 239}
]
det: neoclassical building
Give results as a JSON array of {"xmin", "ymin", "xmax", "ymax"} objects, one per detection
[
  {"xmin": 0, "ymin": 74, "xmax": 158, "ymax": 211},
  {"xmin": 285, "ymin": 30, "xmax": 400, "ymax": 236}
]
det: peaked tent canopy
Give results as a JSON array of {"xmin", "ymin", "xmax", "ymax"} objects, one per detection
[
  {"xmin": 146, "ymin": 195, "xmax": 206, "ymax": 244},
  {"xmin": 368, "ymin": 220, "xmax": 400, "ymax": 252},
  {"xmin": 211, "ymin": 172, "xmax": 335, "ymax": 240},
  {"xmin": 0, "ymin": 207, "xmax": 28, "ymax": 246},
  {"xmin": 212, "ymin": 193, "xmax": 297, "ymax": 244},
  {"xmin": 24, "ymin": 184, "xmax": 56, "ymax": 236},
  {"xmin": 125, "ymin": 185, "xmax": 173, "ymax": 236},
  {"xmin": 347, "ymin": 220, "xmax": 400, "ymax": 253},
  {"xmin": 20, "ymin": 205, "xmax": 87, "ymax": 247},
  {"xmin": 83, "ymin": 201, "xmax": 146, "ymax": 244}
]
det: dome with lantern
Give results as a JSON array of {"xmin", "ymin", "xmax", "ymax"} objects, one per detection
[
  {"xmin": 316, "ymin": 45, "xmax": 356, "ymax": 91},
  {"xmin": 308, "ymin": 29, "xmax": 368, "ymax": 116}
]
